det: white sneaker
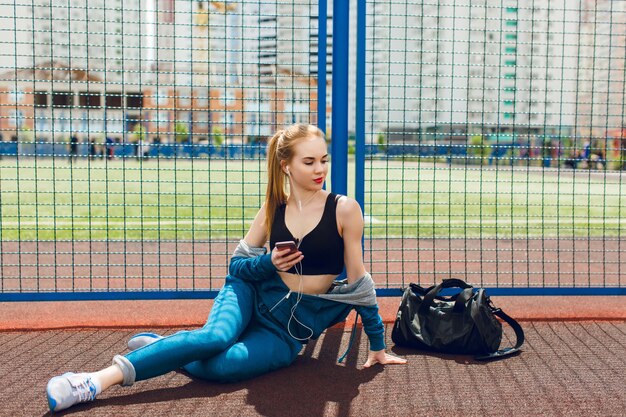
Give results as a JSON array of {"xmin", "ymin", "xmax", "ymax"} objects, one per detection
[
  {"xmin": 46, "ymin": 372, "xmax": 99, "ymax": 413},
  {"xmin": 127, "ymin": 332, "xmax": 163, "ymax": 351}
]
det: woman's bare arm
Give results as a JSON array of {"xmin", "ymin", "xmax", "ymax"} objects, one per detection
[
  {"xmin": 243, "ymin": 205, "xmax": 268, "ymax": 248},
  {"xmin": 243, "ymin": 204, "xmax": 303, "ymax": 271},
  {"xmin": 337, "ymin": 197, "xmax": 367, "ymax": 282}
]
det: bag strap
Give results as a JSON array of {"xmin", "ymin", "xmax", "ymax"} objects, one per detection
[
  {"xmin": 475, "ymin": 306, "xmax": 525, "ymax": 361},
  {"xmin": 419, "ymin": 279, "xmax": 473, "ymax": 314},
  {"xmin": 453, "ymin": 288, "xmax": 474, "ymax": 312}
]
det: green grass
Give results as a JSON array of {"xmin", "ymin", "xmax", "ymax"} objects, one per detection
[
  {"xmin": 364, "ymin": 161, "xmax": 625, "ymax": 238},
  {"xmin": 1, "ymin": 158, "xmax": 624, "ymax": 240}
]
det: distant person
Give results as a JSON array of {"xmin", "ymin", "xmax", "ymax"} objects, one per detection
[
  {"xmin": 152, "ymin": 136, "xmax": 161, "ymax": 157},
  {"xmin": 592, "ymin": 149, "xmax": 605, "ymax": 170},
  {"xmin": 567, "ymin": 149, "xmax": 588, "ymax": 170},
  {"xmin": 68, "ymin": 135, "xmax": 79, "ymax": 164},
  {"xmin": 564, "ymin": 150, "xmax": 578, "ymax": 169},
  {"xmin": 518, "ymin": 146, "xmax": 529, "ymax": 166},
  {"xmin": 45, "ymin": 123, "xmax": 406, "ymax": 412},
  {"xmin": 135, "ymin": 139, "xmax": 142, "ymax": 159},
  {"xmin": 105, "ymin": 136, "xmax": 115, "ymax": 160},
  {"xmin": 88, "ymin": 138, "xmax": 97, "ymax": 160},
  {"xmin": 142, "ymin": 139, "xmax": 150, "ymax": 160},
  {"xmin": 582, "ymin": 140, "xmax": 592, "ymax": 168}
]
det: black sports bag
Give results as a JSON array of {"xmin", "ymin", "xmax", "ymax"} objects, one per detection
[{"xmin": 391, "ymin": 279, "xmax": 524, "ymax": 360}]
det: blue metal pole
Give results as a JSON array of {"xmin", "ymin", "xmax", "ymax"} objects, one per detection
[
  {"xmin": 317, "ymin": 0, "xmax": 327, "ymax": 134},
  {"xmin": 2, "ymin": 287, "xmax": 626, "ymax": 302},
  {"xmin": 355, "ymin": 0, "xmax": 366, "ymax": 211},
  {"xmin": 331, "ymin": 0, "xmax": 349, "ymax": 196}
]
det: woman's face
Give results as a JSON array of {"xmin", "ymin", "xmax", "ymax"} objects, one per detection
[{"xmin": 284, "ymin": 135, "xmax": 329, "ymax": 191}]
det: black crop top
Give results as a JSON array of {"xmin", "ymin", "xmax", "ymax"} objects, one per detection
[{"xmin": 270, "ymin": 193, "xmax": 345, "ymax": 275}]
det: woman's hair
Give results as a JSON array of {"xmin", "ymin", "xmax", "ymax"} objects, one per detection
[{"xmin": 265, "ymin": 124, "xmax": 325, "ymax": 236}]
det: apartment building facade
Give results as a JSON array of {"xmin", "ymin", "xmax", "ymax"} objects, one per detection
[
  {"xmin": 1, "ymin": 1, "xmax": 623, "ymax": 148},
  {"xmin": 369, "ymin": 0, "xmax": 583, "ymax": 144}
]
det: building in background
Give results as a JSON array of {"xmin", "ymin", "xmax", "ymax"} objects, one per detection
[
  {"xmin": 240, "ymin": 0, "xmax": 330, "ymax": 138},
  {"xmin": 371, "ymin": 0, "xmax": 582, "ymax": 146},
  {"xmin": 1, "ymin": 0, "xmax": 161, "ymax": 142},
  {"xmin": 0, "ymin": 0, "xmax": 326, "ymax": 144},
  {"xmin": 0, "ymin": 1, "xmax": 623, "ymax": 150},
  {"xmin": 576, "ymin": 0, "xmax": 626, "ymax": 142}
]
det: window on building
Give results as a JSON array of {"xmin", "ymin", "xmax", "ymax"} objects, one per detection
[
  {"xmin": 34, "ymin": 91, "xmax": 48, "ymax": 107},
  {"xmin": 78, "ymin": 92, "xmax": 101, "ymax": 108},
  {"xmin": 221, "ymin": 90, "xmax": 236, "ymax": 106},
  {"xmin": 105, "ymin": 93, "xmax": 123, "ymax": 108},
  {"xmin": 195, "ymin": 90, "xmax": 209, "ymax": 107},
  {"xmin": 177, "ymin": 89, "xmax": 192, "ymax": 107},
  {"xmin": 35, "ymin": 115, "xmax": 48, "ymax": 132},
  {"xmin": 259, "ymin": 112, "xmax": 271, "ymax": 125},
  {"xmin": 10, "ymin": 89, "xmax": 24, "ymax": 103},
  {"xmin": 194, "ymin": 110, "xmax": 209, "ymax": 128},
  {"xmin": 126, "ymin": 92, "xmax": 144, "ymax": 109},
  {"xmin": 52, "ymin": 91, "xmax": 73, "ymax": 107},
  {"xmin": 177, "ymin": 111, "xmax": 191, "ymax": 126},
  {"xmin": 10, "ymin": 110, "xmax": 24, "ymax": 127},
  {"xmin": 155, "ymin": 89, "xmax": 169, "ymax": 105},
  {"xmin": 155, "ymin": 111, "xmax": 169, "ymax": 128}
]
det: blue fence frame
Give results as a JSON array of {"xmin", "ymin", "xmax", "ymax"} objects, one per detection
[
  {"xmin": 0, "ymin": 141, "xmax": 268, "ymax": 159},
  {"xmin": 1, "ymin": 1, "xmax": 623, "ymax": 301},
  {"xmin": 3, "ymin": 287, "xmax": 624, "ymax": 302}
]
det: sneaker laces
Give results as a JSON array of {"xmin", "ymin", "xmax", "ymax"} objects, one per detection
[{"xmin": 69, "ymin": 375, "xmax": 97, "ymax": 403}]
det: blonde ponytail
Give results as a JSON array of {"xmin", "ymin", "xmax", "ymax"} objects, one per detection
[
  {"xmin": 265, "ymin": 130, "xmax": 288, "ymax": 236},
  {"xmin": 264, "ymin": 124, "xmax": 325, "ymax": 236}
]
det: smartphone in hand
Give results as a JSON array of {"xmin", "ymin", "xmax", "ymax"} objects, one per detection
[{"xmin": 275, "ymin": 240, "xmax": 298, "ymax": 255}]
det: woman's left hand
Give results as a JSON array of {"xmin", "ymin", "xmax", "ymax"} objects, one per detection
[{"xmin": 363, "ymin": 349, "xmax": 407, "ymax": 368}]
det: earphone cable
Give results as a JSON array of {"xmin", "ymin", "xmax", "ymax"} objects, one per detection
[{"xmin": 287, "ymin": 258, "xmax": 314, "ymax": 341}]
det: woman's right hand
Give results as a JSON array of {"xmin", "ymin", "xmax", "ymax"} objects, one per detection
[{"xmin": 271, "ymin": 247, "xmax": 304, "ymax": 271}]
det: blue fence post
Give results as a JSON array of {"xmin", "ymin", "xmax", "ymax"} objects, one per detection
[
  {"xmin": 355, "ymin": 0, "xmax": 366, "ymax": 212},
  {"xmin": 331, "ymin": 0, "xmax": 349, "ymax": 196},
  {"xmin": 317, "ymin": 0, "xmax": 327, "ymax": 134}
]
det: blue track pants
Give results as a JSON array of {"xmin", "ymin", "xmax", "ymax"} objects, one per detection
[{"xmin": 125, "ymin": 276, "xmax": 303, "ymax": 383}]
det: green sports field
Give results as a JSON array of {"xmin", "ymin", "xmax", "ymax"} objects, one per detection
[{"xmin": 1, "ymin": 158, "xmax": 624, "ymax": 240}]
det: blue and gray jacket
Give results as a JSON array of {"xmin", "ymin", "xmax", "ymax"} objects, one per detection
[{"xmin": 229, "ymin": 240, "xmax": 386, "ymax": 359}]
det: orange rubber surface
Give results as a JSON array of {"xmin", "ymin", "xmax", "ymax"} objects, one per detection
[{"xmin": 1, "ymin": 295, "xmax": 625, "ymax": 331}]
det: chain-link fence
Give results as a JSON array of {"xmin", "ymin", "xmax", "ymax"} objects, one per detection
[
  {"xmin": 360, "ymin": 0, "xmax": 625, "ymax": 294},
  {"xmin": 1, "ymin": 1, "xmax": 624, "ymax": 299}
]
